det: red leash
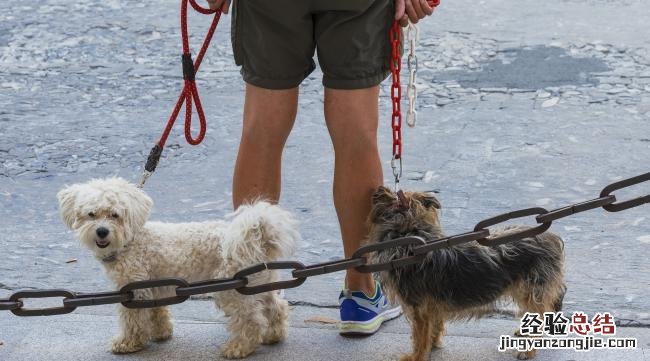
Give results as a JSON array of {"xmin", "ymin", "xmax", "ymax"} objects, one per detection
[{"xmin": 141, "ymin": 0, "xmax": 220, "ymax": 186}]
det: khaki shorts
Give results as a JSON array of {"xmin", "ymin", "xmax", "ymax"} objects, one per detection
[{"xmin": 230, "ymin": 0, "xmax": 396, "ymax": 90}]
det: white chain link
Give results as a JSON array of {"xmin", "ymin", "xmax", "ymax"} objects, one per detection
[{"xmin": 405, "ymin": 21, "xmax": 419, "ymax": 128}]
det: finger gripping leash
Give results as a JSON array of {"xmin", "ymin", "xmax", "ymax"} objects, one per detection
[{"xmin": 140, "ymin": 0, "xmax": 220, "ymax": 188}]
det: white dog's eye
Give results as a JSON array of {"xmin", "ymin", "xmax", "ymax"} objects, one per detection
[
  {"xmin": 111, "ymin": 213, "xmax": 119, "ymax": 219},
  {"xmin": 88, "ymin": 212, "xmax": 96, "ymax": 218}
]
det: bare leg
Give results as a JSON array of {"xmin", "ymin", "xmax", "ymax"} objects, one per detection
[
  {"xmin": 233, "ymin": 84, "xmax": 299, "ymax": 207},
  {"xmin": 324, "ymin": 86, "xmax": 383, "ymax": 295}
]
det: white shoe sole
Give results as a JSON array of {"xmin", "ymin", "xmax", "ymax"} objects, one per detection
[{"xmin": 339, "ymin": 305, "xmax": 403, "ymax": 335}]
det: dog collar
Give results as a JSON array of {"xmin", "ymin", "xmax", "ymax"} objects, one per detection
[{"xmin": 101, "ymin": 252, "xmax": 117, "ymax": 263}]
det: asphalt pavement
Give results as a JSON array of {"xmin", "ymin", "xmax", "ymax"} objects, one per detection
[{"xmin": 1, "ymin": 0, "xmax": 649, "ymax": 360}]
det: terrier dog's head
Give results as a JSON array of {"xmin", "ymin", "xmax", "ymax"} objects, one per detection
[
  {"xmin": 57, "ymin": 177, "xmax": 152, "ymax": 262},
  {"xmin": 369, "ymin": 186, "xmax": 443, "ymax": 239}
]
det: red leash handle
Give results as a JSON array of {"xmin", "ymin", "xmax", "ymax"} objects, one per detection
[{"xmin": 144, "ymin": 0, "xmax": 220, "ymax": 176}]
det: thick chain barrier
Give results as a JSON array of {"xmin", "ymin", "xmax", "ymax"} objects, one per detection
[{"xmin": 1, "ymin": 172, "xmax": 647, "ymax": 316}]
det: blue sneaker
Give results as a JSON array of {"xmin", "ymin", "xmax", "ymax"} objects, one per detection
[{"xmin": 339, "ymin": 281, "xmax": 403, "ymax": 335}]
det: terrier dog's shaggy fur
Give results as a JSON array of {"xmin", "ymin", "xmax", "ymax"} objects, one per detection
[
  {"xmin": 368, "ymin": 186, "xmax": 566, "ymax": 361},
  {"xmin": 57, "ymin": 178, "xmax": 299, "ymax": 359}
]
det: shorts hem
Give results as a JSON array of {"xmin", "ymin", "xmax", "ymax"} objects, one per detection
[
  {"xmin": 322, "ymin": 69, "xmax": 391, "ymax": 90},
  {"xmin": 241, "ymin": 64, "xmax": 316, "ymax": 90}
]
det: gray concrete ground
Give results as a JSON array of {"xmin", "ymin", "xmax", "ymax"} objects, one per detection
[
  {"xmin": 1, "ymin": 0, "xmax": 649, "ymax": 360},
  {"xmin": 1, "ymin": 296, "xmax": 649, "ymax": 361}
]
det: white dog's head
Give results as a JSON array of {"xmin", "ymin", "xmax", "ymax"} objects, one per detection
[{"xmin": 57, "ymin": 177, "xmax": 152, "ymax": 261}]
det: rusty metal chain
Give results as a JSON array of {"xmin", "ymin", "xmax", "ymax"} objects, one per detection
[{"xmin": 1, "ymin": 172, "xmax": 647, "ymax": 317}]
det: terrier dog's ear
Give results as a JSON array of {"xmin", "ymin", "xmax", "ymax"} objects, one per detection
[
  {"xmin": 417, "ymin": 192, "xmax": 441, "ymax": 210},
  {"xmin": 57, "ymin": 185, "xmax": 80, "ymax": 229},
  {"xmin": 372, "ymin": 186, "xmax": 395, "ymax": 206}
]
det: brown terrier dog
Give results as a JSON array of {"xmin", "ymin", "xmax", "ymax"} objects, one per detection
[{"xmin": 368, "ymin": 186, "xmax": 566, "ymax": 361}]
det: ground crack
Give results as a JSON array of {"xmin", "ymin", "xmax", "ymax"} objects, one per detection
[{"xmin": 289, "ymin": 300, "xmax": 338, "ymax": 309}]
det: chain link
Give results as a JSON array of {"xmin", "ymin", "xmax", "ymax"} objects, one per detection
[
  {"xmin": 390, "ymin": 20, "xmax": 403, "ymax": 186},
  {"xmin": 292, "ymin": 258, "xmax": 366, "ymax": 279},
  {"xmin": 474, "ymin": 207, "xmax": 553, "ymax": 246},
  {"xmin": 176, "ymin": 278, "xmax": 246, "ymax": 297},
  {"xmin": 536, "ymin": 195, "xmax": 616, "ymax": 223},
  {"xmin": 405, "ymin": 22, "xmax": 420, "ymax": 128},
  {"xmin": 120, "ymin": 278, "xmax": 190, "ymax": 309},
  {"xmin": 233, "ymin": 261, "xmax": 307, "ymax": 295},
  {"xmin": 63, "ymin": 291, "xmax": 132, "ymax": 308},
  {"xmin": 0, "ymin": 299, "xmax": 23, "ymax": 311},
  {"xmin": 9, "ymin": 289, "xmax": 76, "ymax": 317},
  {"xmin": 600, "ymin": 172, "xmax": 650, "ymax": 212},
  {"xmin": 352, "ymin": 236, "xmax": 427, "ymax": 273},
  {"xmin": 2, "ymin": 172, "xmax": 648, "ymax": 316}
]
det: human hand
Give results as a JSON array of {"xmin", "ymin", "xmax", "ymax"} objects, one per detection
[
  {"xmin": 395, "ymin": 0, "xmax": 436, "ymax": 26},
  {"xmin": 206, "ymin": 0, "xmax": 231, "ymax": 14}
]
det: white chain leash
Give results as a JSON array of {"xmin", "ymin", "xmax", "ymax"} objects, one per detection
[{"xmin": 405, "ymin": 22, "xmax": 420, "ymax": 128}]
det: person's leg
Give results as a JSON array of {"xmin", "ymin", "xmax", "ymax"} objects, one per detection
[
  {"xmin": 324, "ymin": 86, "xmax": 383, "ymax": 296},
  {"xmin": 232, "ymin": 84, "xmax": 299, "ymax": 208}
]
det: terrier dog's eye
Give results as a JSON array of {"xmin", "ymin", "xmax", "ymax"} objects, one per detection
[
  {"xmin": 88, "ymin": 212, "xmax": 96, "ymax": 218},
  {"xmin": 111, "ymin": 213, "xmax": 119, "ymax": 219}
]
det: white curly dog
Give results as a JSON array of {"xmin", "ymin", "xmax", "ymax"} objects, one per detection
[{"xmin": 57, "ymin": 177, "xmax": 299, "ymax": 358}]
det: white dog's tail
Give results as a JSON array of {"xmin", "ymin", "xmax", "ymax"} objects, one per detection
[{"xmin": 222, "ymin": 201, "xmax": 299, "ymax": 267}]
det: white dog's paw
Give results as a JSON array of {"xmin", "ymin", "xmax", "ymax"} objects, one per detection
[
  {"xmin": 152, "ymin": 325, "xmax": 173, "ymax": 342},
  {"xmin": 221, "ymin": 339, "xmax": 257, "ymax": 359},
  {"xmin": 111, "ymin": 336, "xmax": 147, "ymax": 354},
  {"xmin": 261, "ymin": 325, "xmax": 287, "ymax": 345}
]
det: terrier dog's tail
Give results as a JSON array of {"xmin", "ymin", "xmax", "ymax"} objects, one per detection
[{"xmin": 222, "ymin": 201, "xmax": 299, "ymax": 267}]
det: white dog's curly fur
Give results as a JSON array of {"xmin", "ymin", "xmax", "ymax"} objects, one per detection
[{"xmin": 57, "ymin": 177, "xmax": 299, "ymax": 358}]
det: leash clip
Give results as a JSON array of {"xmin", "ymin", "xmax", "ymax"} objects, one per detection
[
  {"xmin": 138, "ymin": 171, "xmax": 152, "ymax": 189},
  {"xmin": 391, "ymin": 155, "xmax": 403, "ymax": 190},
  {"xmin": 139, "ymin": 144, "xmax": 163, "ymax": 188}
]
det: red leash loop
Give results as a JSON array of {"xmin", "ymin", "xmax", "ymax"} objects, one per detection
[
  {"xmin": 161, "ymin": 0, "xmax": 220, "ymax": 148},
  {"xmin": 142, "ymin": 0, "xmax": 220, "ymax": 183}
]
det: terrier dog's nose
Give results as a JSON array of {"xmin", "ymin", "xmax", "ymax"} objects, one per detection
[{"xmin": 96, "ymin": 227, "xmax": 110, "ymax": 239}]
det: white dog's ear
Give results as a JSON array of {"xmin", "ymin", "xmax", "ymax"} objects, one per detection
[
  {"xmin": 121, "ymin": 184, "xmax": 153, "ymax": 237},
  {"xmin": 57, "ymin": 185, "xmax": 80, "ymax": 229}
]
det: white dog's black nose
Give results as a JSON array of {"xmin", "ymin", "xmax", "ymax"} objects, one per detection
[{"xmin": 96, "ymin": 227, "xmax": 110, "ymax": 239}]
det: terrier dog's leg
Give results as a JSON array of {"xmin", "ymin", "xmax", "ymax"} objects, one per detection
[
  {"xmin": 430, "ymin": 312, "xmax": 446, "ymax": 349},
  {"xmin": 217, "ymin": 291, "xmax": 268, "ymax": 359},
  {"xmin": 400, "ymin": 304, "xmax": 435, "ymax": 361},
  {"xmin": 150, "ymin": 306, "xmax": 173, "ymax": 342},
  {"xmin": 513, "ymin": 280, "xmax": 565, "ymax": 360},
  {"xmin": 111, "ymin": 306, "xmax": 153, "ymax": 353},
  {"xmin": 261, "ymin": 292, "xmax": 289, "ymax": 345}
]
